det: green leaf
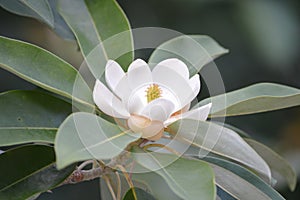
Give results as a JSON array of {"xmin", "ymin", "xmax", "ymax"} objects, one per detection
[
  {"xmin": 0, "ymin": 90, "xmax": 71, "ymax": 146},
  {"xmin": 55, "ymin": 112, "xmax": 140, "ymax": 169},
  {"xmin": 48, "ymin": 0, "xmax": 75, "ymax": 40},
  {"xmin": 58, "ymin": 0, "xmax": 133, "ymax": 78},
  {"xmin": 149, "ymin": 35, "xmax": 228, "ymax": 76},
  {"xmin": 0, "ymin": 0, "xmax": 54, "ymax": 27},
  {"xmin": 0, "ymin": 0, "xmax": 75, "ymax": 40},
  {"xmin": 123, "ymin": 187, "xmax": 156, "ymax": 200},
  {"xmin": 215, "ymin": 122, "xmax": 250, "ymax": 138},
  {"xmin": 203, "ymin": 156, "xmax": 285, "ymax": 200},
  {"xmin": 245, "ymin": 138, "xmax": 297, "ymax": 191},
  {"xmin": 0, "ymin": 36, "xmax": 94, "ymax": 110},
  {"xmin": 196, "ymin": 83, "xmax": 300, "ymax": 117},
  {"xmin": 132, "ymin": 147, "xmax": 215, "ymax": 200},
  {"xmin": 168, "ymin": 119, "xmax": 271, "ymax": 182},
  {"xmin": 132, "ymin": 167, "xmax": 183, "ymax": 200},
  {"xmin": 0, "ymin": 144, "xmax": 75, "ymax": 199}
]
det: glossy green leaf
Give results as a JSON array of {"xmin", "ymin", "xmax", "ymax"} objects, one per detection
[
  {"xmin": 100, "ymin": 167, "xmax": 181, "ymax": 200},
  {"xmin": 48, "ymin": 0, "xmax": 75, "ymax": 40},
  {"xmin": 0, "ymin": 145, "xmax": 75, "ymax": 199},
  {"xmin": 132, "ymin": 147, "xmax": 215, "ymax": 200},
  {"xmin": 123, "ymin": 187, "xmax": 156, "ymax": 200},
  {"xmin": 149, "ymin": 35, "xmax": 228, "ymax": 76},
  {"xmin": 168, "ymin": 119, "xmax": 271, "ymax": 182},
  {"xmin": 0, "ymin": 0, "xmax": 75, "ymax": 40},
  {"xmin": 203, "ymin": 156, "xmax": 285, "ymax": 200},
  {"xmin": 0, "ymin": 36, "xmax": 94, "ymax": 110},
  {"xmin": 58, "ymin": 0, "xmax": 133, "ymax": 78},
  {"xmin": 220, "ymin": 123, "xmax": 250, "ymax": 138},
  {"xmin": 245, "ymin": 138, "xmax": 297, "ymax": 191},
  {"xmin": 0, "ymin": 0, "xmax": 54, "ymax": 27},
  {"xmin": 55, "ymin": 112, "xmax": 140, "ymax": 169},
  {"xmin": 213, "ymin": 122, "xmax": 250, "ymax": 138},
  {"xmin": 132, "ymin": 166, "xmax": 182, "ymax": 200},
  {"xmin": 0, "ymin": 90, "xmax": 71, "ymax": 146},
  {"xmin": 196, "ymin": 83, "xmax": 300, "ymax": 117}
]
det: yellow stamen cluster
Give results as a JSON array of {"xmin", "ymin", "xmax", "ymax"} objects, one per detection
[{"xmin": 146, "ymin": 84, "xmax": 162, "ymax": 103}]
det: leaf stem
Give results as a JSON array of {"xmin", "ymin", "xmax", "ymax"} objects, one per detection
[
  {"xmin": 104, "ymin": 175, "xmax": 117, "ymax": 200},
  {"xmin": 115, "ymin": 164, "xmax": 137, "ymax": 200},
  {"xmin": 115, "ymin": 171, "xmax": 122, "ymax": 200},
  {"xmin": 77, "ymin": 160, "xmax": 94, "ymax": 170}
]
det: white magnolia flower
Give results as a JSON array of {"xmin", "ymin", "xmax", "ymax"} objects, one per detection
[{"xmin": 93, "ymin": 58, "xmax": 212, "ymax": 140}]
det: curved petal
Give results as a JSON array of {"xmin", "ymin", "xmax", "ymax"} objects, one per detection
[
  {"xmin": 152, "ymin": 66, "xmax": 194, "ymax": 110},
  {"xmin": 180, "ymin": 103, "xmax": 212, "ymax": 121},
  {"xmin": 189, "ymin": 74, "xmax": 201, "ymax": 100},
  {"xmin": 105, "ymin": 60, "xmax": 125, "ymax": 92},
  {"xmin": 171, "ymin": 103, "xmax": 191, "ymax": 117},
  {"xmin": 127, "ymin": 115, "xmax": 164, "ymax": 140},
  {"xmin": 141, "ymin": 120, "xmax": 164, "ymax": 140},
  {"xmin": 113, "ymin": 75, "xmax": 131, "ymax": 102},
  {"xmin": 152, "ymin": 58, "xmax": 189, "ymax": 80},
  {"xmin": 93, "ymin": 80, "xmax": 130, "ymax": 118},
  {"xmin": 127, "ymin": 95, "xmax": 145, "ymax": 114},
  {"xmin": 164, "ymin": 103, "xmax": 212, "ymax": 126},
  {"xmin": 141, "ymin": 98, "xmax": 175, "ymax": 121},
  {"xmin": 127, "ymin": 114, "xmax": 151, "ymax": 133},
  {"xmin": 128, "ymin": 59, "xmax": 152, "ymax": 91}
]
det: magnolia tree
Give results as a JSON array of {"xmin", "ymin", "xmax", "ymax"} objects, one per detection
[{"xmin": 0, "ymin": 0, "xmax": 299, "ymax": 200}]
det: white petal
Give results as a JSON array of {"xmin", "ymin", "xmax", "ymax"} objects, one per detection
[
  {"xmin": 93, "ymin": 80, "xmax": 130, "ymax": 118},
  {"xmin": 127, "ymin": 95, "xmax": 145, "ymax": 114},
  {"xmin": 128, "ymin": 59, "xmax": 152, "ymax": 91},
  {"xmin": 152, "ymin": 66, "xmax": 194, "ymax": 110},
  {"xmin": 189, "ymin": 74, "xmax": 201, "ymax": 100},
  {"xmin": 113, "ymin": 75, "xmax": 131, "ymax": 101},
  {"xmin": 181, "ymin": 103, "xmax": 212, "ymax": 121},
  {"xmin": 127, "ymin": 115, "xmax": 164, "ymax": 140},
  {"xmin": 141, "ymin": 98, "xmax": 175, "ymax": 121},
  {"xmin": 127, "ymin": 114, "xmax": 151, "ymax": 133},
  {"xmin": 181, "ymin": 103, "xmax": 191, "ymax": 113},
  {"xmin": 164, "ymin": 103, "xmax": 212, "ymax": 126},
  {"xmin": 164, "ymin": 117, "xmax": 178, "ymax": 126},
  {"xmin": 141, "ymin": 121, "xmax": 164, "ymax": 140},
  {"xmin": 105, "ymin": 60, "xmax": 125, "ymax": 92},
  {"xmin": 171, "ymin": 103, "xmax": 191, "ymax": 117},
  {"xmin": 153, "ymin": 58, "xmax": 189, "ymax": 80}
]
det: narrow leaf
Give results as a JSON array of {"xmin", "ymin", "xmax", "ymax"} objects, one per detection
[
  {"xmin": 0, "ymin": 0, "xmax": 54, "ymax": 27},
  {"xmin": 132, "ymin": 147, "xmax": 215, "ymax": 200},
  {"xmin": 149, "ymin": 35, "xmax": 228, "ymax": 76},
  {"xmin": 245, "ymin": 138, "xmax": 297, "ymax": 191},
  {"xmin": 0, "ymin": 36, "xmax": 94, "ymax": 110},
  {"xmin": 0, "ymin": 90, "xmax": 71, "ymax": 146},
  {"xmin": 0, "ymin": 145, "xmax": 75, "ymax": 199},
  {"xmin": 203, "ymin": 156, "xmax": 285, "ymax": 200},
  {"xmin": 58, "ymin": 0, "xmax": 133, "ymax": 78},
  {"xmin": 48, "ymin": 0, "xmax": 75, "ymax": 40},
  {"xmin": 196, "ymin": 83, "xmax": 300, "ymax": 117},
  {"xmin": 168, "ymin": 119, "xmax": 271, "ymax": 182},
  {"xmin": 55, "ymin": 112, "xmax": 140, "ymax": 169}
]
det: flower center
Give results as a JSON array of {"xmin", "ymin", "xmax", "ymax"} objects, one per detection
[{"xmin": 146, "ymin": 84, "xmax": 162, "ymax": 103}]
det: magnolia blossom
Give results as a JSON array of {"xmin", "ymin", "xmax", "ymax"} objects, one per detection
[{"xmin": 93, "ymin": 58, "xmax": 212, "ymax": 140}]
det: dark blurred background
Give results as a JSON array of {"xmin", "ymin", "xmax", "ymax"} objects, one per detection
[{"xmin": 0, "ymin": 0, "xmax": 299, "ymax": 199}]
